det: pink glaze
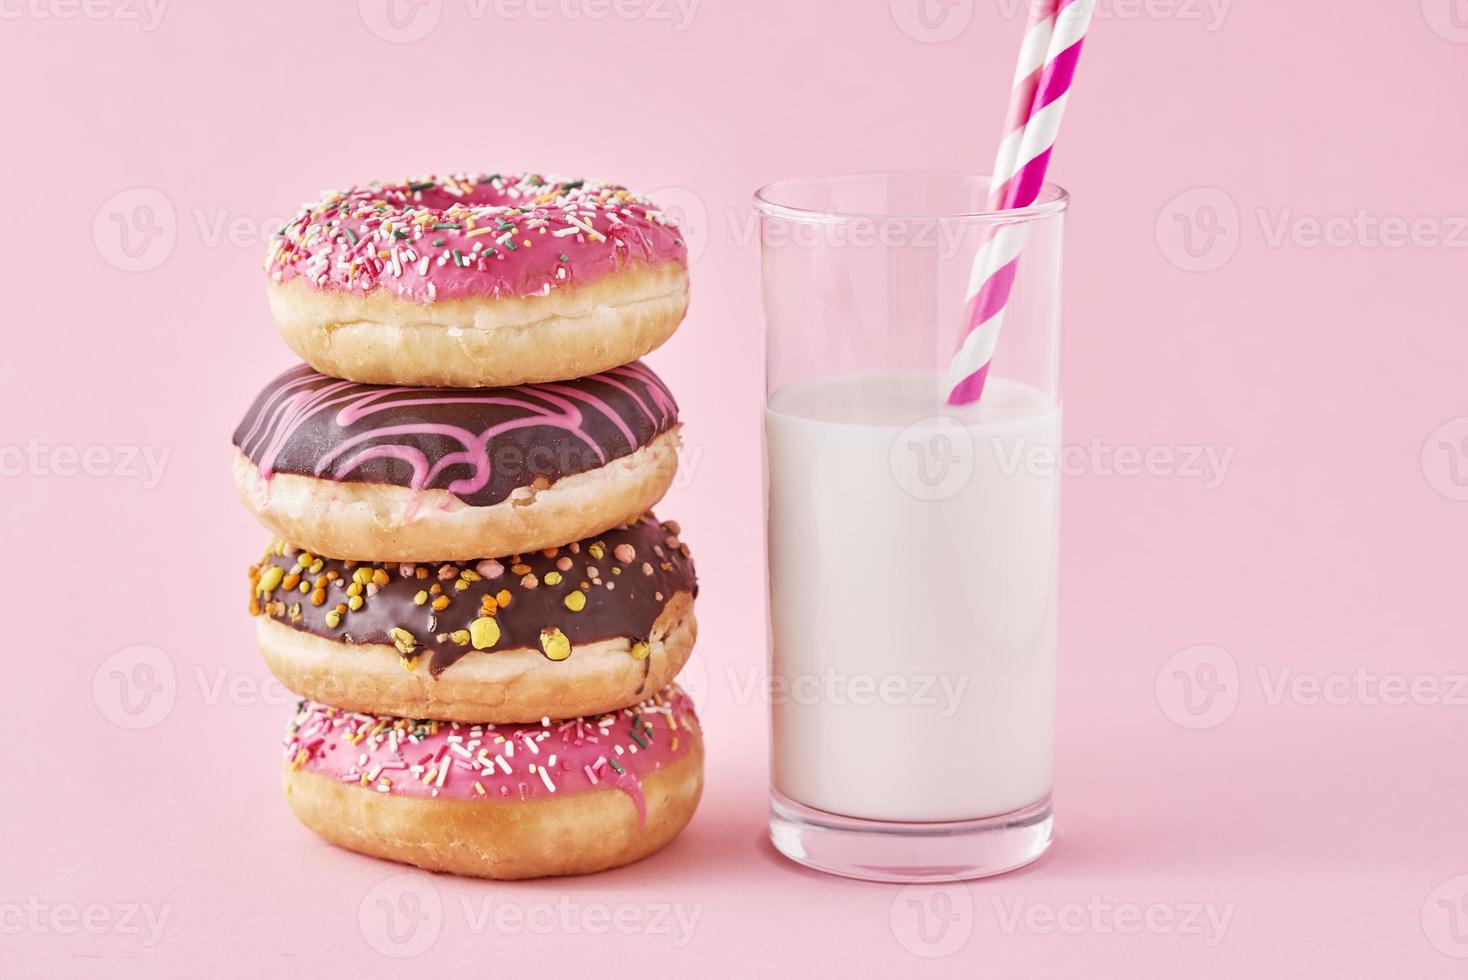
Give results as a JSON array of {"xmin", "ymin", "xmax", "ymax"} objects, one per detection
[
  {"xmin": 265, "ymin": 172, "xmax": 688, "ymax": 302},
  {"xmin": 283, "ymin": 686, "xmax": 699, "ymax": 826}
]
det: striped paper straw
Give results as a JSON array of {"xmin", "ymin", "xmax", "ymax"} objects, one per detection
[
  {"xmin": 948, "ymin": 0, "xmax": 1095, "ymax": 405},
  {"xmin": 987, "ymin": 0, "xmax": 1059, "ymax": 210}
]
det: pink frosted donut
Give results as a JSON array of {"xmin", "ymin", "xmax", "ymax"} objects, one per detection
[
  {"xmin": 265, "ymin": 172, "xmax": 690, "ymax": 388},
  {"xmin": 282, "ymin": 686, "xmax": 703, "ymax": 879}
]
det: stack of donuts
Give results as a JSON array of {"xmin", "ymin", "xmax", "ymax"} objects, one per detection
[{"xmin": 230, "ymin": 172, "xmax": 702, "ymax": 879}]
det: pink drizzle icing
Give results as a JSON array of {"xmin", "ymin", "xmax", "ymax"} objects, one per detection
[
  {"xmin": 232, "ymin": 362, "xmax": 677, "ymax": 507},
  {"xmin": 266, "ymin": 172, "xmax": 688, "ymax": 302},
  {"xmin": 284, "ymin": 687, "xmax": 699, "ymax": 826}
]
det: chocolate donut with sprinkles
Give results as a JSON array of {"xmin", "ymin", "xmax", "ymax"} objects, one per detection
[
  {"xmin": 250, "ymin": 515, "xmax": 697, "ymax": 724},
  {"xmin": 265, "ymin": 172, "xmax": 690, "ymax": 388},
  {"xmin": 282, "ymin": 686, "xmax": 703, "ymax": 879},
  {"xmin": 232, "ymin": 361, "xmax": 680, "ymax": 563}
]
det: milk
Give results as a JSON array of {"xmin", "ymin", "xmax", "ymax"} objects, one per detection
[{"xmin": 766, "ymin": 371, "xmax": 1059, "ymax": 822}]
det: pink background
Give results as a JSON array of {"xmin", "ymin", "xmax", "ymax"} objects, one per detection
[{"xmin": 4, "ymin": 1, "xmax": 1467, "ymax": 976}]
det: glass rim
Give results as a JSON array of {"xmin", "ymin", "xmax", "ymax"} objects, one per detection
[{"xmin": 753, "ymin": 170, "xmax": 1069, "ymax": 224}]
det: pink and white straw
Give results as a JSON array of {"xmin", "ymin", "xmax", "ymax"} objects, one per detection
[
  {"xmin": 948, "ymin": 0, "xmax": 1095, "ymax": 405},
  {"xmin": 986, "ymin": 0, "xmax": 1059, "ymax": 212}
]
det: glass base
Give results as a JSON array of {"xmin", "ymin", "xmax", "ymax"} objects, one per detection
[{"xmin": 769, "ymin": 791, "xmax": 1052, "ymax": 883}]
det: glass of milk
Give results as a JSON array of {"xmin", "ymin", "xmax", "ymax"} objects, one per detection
[{"xmin": 757, "ymin": 173, "xmax": 1068, "ymax": 881}]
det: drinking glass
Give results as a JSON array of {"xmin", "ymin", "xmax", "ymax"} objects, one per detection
[{"xmin": 758, "ymin": 172, "xmax": 1067, "ymax": 882}]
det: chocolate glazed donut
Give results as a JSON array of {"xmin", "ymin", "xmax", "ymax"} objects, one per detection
[
  {"xmin": 250, "ymin": 515, "xmax": 699, "ymax": 723},
  {"xmin": 231, "ymin": 362, "xmax": 682, "ymax": 562}
]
